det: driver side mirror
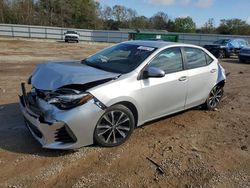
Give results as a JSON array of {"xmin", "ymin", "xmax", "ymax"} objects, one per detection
[{"xmin": 143, "ymin": 67, "xmax": 165, "ymax": 79}]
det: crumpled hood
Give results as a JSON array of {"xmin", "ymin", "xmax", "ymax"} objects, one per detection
[{"xmin": 31, "ymin": 61, "xmax": 120, "ymax": 90}]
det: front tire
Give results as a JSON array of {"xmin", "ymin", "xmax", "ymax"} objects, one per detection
[
  {"xmin": 203, "ymin": 85, "xmax": 224, "ymax": 110},
  {"xmin": 94, "ymin": 104, "xmax": 135, "ymax": 147}
]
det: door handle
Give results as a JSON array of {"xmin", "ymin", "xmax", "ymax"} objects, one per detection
[
  {"xmin": 210, "ymin": 69, "xmax": 217, "ymax": 73},
  {"xmin": 178, "ymin": 76, "xmax": 188, "ymax": 81}
]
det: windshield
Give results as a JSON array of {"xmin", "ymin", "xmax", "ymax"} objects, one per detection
[
  {"xmin": 214, "ymin": 39, "xmax": 230, "ymax": 45},
  {"xmin": 82, "ymin": 43, "xmax": 157, "ymax": 74},
  {"xmin": 66, "ymin": 31, "xmax": 77, "ymax": 34}
]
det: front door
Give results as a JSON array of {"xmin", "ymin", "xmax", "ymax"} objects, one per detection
[{"xmin": 139, "ymin": 47, "xmax": 188, "ymax": 122}]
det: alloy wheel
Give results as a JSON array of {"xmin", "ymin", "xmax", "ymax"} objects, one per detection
[
  {"xmin": 208, "ymin": 86, "xmax": 223, "ymax": 109},
  {"xmin": 96, "ymin": 110, "xmax": 132, "ymax": 145}
]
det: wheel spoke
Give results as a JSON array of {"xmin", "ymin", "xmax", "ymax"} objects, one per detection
[
  {"xmin": 209, "ymin": 96, "xmax": 214, "ymax": 101},
  {"xmin": 112, "ymin": 130, "xmax": 117, "ymax": 143},
  {"xmin": 117, "ymin": 118, "xmax": 130, "ymax": 126},
  {"xmin": 211, "ymin": 89, "xmax": 215, "ymax": 96},
  {"xmin": 110, "ymin": 111, "xmax": 115, "ymax": 124},
  {"xmin": 116, "ymin": 128, "xmax": 126, "ymax": 138},
  {"xmin": 105, "ymin": 130, "xmax": 113, "ymax": 143},
  {"xmin": 216, "ymin": 93, "xmax": 222, "ymax": 98},
  {"xmin": 103, "ymin": 115, "xmax": 112, "ymax": 125},
  {"xmin": 116, "ymin": 112, "xmax": 125, "ymax": 125},
  {"xmin": 209, "ymin": 98, "xmax": 216, "ymax": 107},
  {"xmin": 117, "ymin": 125, "xmax": 130, "ymax": 131},
  {"xmin": 97, "ymin": 124, "xmax": 111, "ymax": 129},
  {"xmin": 215, "ymin": 90, "xmax": 222, "ymax": 96},
  {"xmin": 215, "ymin": 97, "xmax": 220, "ymax": 103},
  {"xmin": 209, "ymin": 99, "xmax": 214, "ymax": 106},
  {"xmin": 98, "ymin": 127, "xmax": 111, "ymax": 136}
]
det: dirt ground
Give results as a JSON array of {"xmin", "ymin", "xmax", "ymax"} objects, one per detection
[{"xmin": 0, "ymin": 37, "xmax": 249, "ymax": 188}]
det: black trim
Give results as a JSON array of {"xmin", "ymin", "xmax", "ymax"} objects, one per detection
[
  {"xmin": 21, "ymin": 82, "xmax": 27, "ymax": 107},
  {"xmin": 55, "ymin": 126, "xmax": 77, "ymax": 143},
  {"xmin": 93, "ymin": 97, "xmax": 107, "ymax": 110},
  {"xmin": 180, "ymin": 47, "xmax": 187, "ymax": 70},
  {"xmin": 24, "ymin": 117, "xmax": 43, "ymax": 138}
]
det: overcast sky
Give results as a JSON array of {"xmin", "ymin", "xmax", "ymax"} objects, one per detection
[{"xmin": 98, "ymin": 0, "xmax": 250, "ymax": 27}]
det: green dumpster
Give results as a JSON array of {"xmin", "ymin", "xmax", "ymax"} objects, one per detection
[{"xmin": 129, "ymin": 32, "xmax": 178, "ymax": 42}]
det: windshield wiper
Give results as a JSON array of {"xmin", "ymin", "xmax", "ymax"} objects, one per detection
[
  {"xmin": 81, "ymin": 60, "xmax": 104, "ymax": 70},
  {"xmin": 88, "ymin": 64, "xmax": 104, "ymax": 70}
]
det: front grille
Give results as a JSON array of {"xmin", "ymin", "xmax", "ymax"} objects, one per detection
[
  {"xmin": 65, "ymin": 36, "xmax": 77, "ymax": 39},
  {"xmin": 55, "ymin": 126, "xmax": 77, "ymax": 143},
  {"xmin": 24, "ymin": 118, "xmax": 43, "ymax": 138}
]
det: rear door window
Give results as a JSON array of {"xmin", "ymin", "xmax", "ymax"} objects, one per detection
[{"xmin": 183, "ymin": 47, "xmax": 207, "ymax": 69}]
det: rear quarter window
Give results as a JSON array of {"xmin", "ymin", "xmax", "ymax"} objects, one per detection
[{"xmin": 205, "ymin": 54, "xmax": 214, "ymax": 65}]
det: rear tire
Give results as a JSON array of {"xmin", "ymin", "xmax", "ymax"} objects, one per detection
[
  {"xmin": 94, "ymin": 104, "xmax": 135, "ymax": 147},
  {"xmin": 203, "ymin": 85, "xmax": 224, "ymax": 110},
  {"xmin": 225, "ymin": 53, "xmax": 230, "ymax": 58},
  {"xmin": 239, "ymin": 59, "xmax": 245, "ymax": 63}
]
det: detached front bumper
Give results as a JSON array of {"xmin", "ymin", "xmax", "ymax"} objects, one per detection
[{"xmin": 19, "ymin": 83, "xmax": 105, "ymax": 150}]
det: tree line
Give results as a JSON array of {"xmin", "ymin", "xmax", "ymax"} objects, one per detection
[{"xmin": 1, "ymin": 0, "xmax": 250, "ymax": 35}]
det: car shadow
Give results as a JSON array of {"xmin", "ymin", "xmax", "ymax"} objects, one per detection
[
  {"xmin": 138, "ymin": 106, "xmax": 202, "ymax": 129},
  {"xmin": 56, "ymin": 40, "xmax": 79, "ymax": 43},
  {"xmin": 0, "ymin": 103, "xmax": 74, "ymax": 157},
  {"xmin": 56, "ymin": 40, "xmax": 65, "ymax": 43}
]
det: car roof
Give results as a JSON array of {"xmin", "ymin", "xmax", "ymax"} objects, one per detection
[
  {"xmin": 122, "ymin": 40, "xmax": 177, "ymax": 49},
  {"xmin": 217, "ymin": 38, "xmax": 246, "ymax": 41}
]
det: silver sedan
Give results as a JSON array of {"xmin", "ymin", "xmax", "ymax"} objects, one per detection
[{"xmin": 19, "ymin": 40, "xmax": 226, "ymax": 149}]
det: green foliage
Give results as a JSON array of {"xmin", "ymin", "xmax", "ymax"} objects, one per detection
[
  {"xmin": 174, "ymin": 17, "xmax": 196, "ymax": 33},
  {"xmin": 149, "ymin": 12, "xmax": 169, "ymax": 30},
  {"xmin": 201, "ymin": 18, "xmax": 215, "ymax": 34},
  {"xmin": 217, "ymin": 19, "xmax": 250, "ymax": 35}
]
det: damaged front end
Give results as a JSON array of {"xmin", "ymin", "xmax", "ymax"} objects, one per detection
[
  {"xmin": 20, "ymin": 84, "xmax": 107, "ymax": 149},
  {"xmin": 19, "ymin": 83, "xmax": 110, "ymax": 150},
  {"xmin": 20, "ymin": 83, "xmax": 76, "ymax": 149},
  {"xmin": 19, "ymin": 61, "xmax": 121, "ymax": 149}
]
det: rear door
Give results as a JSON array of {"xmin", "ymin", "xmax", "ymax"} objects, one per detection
[
  {"xmin": 183, "ymin": 47, "xmax": 217, "ymax": 109},
  {"xmin": 140, "ymin": 47, "xmax": 188, "ymax": 121}
]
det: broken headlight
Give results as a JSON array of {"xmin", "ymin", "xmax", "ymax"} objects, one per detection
[{"xmin": 46, "ymin": 89, "xmax": 93, "ymax": 110}]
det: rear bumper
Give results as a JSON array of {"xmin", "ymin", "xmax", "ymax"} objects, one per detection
[{"xmin": 19, "ymin": 84, "xmax": 105, "ymax": 150}]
